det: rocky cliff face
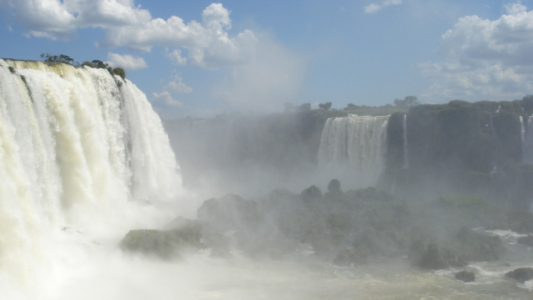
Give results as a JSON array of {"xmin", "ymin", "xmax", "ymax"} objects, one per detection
[{"xmin": 384, "ymin": 97, "xmax": 533, "ymax": 211}]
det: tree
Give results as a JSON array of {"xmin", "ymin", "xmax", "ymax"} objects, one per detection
[
  {"xmin": 318, "ymin": 102, "xmax": 332, "ymax": 110},
  {"xmin": 41, "ymin": 53, "xmax": 76, "ymax": 65},
  {"xmin": 394, "ymin": 96, "xmax": 420, "ymax": 108},
  {"xmin": 112, "ymin": 67, "xmax": 126, "ymax": 80},
  {"xmin": 297, "ymin": 103, "xmax": 312, "ymax": 112},
  {"xmin": 344, "ymin": 103, "xmax": 359, "ymax": 111}
]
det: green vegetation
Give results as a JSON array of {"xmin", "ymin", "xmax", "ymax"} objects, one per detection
[
  {"xmin": 81, "ymin": 60, "xmax": 127, "ymax": 80},
  {"xmin": 120, "ymin": 221, "xmax": 204, "ymax": 259},
  {"xmin": 8, "ymin": 66, "xmax": 15, "ymax": 73},
  {"xmin": 112, "ymin": 67, "xmax": 126, "ymax": 80},
  {"xmin": 38, "ymin": 54, "xmax": 127, "ymax": 80},
  {"xmin": 394, "ymin": 96, "xmax": 420, "ymax": 109},
  {"xmin": 40, "ymin": 53, "xmax": 77, "ymax": 65}
]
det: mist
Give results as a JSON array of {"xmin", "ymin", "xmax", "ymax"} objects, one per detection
[{"xmin": 2, "ymin": 59, "xmax": 533, "ymax": 300}]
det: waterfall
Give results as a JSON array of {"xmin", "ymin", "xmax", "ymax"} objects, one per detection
[
  {"xmin": 0, "ymin": 59, "xmax": 181, "ymax": 285},
  {"xmin": 318, "ymin": 115, "xmax": 389, "ymax": 187},
  {"xmin": 523, "ymin": 115, "xmax": 533, "ymax": 164},
  {"xmin": 402, "ymin": 114, "xmax": 409, "ymax": 169}
]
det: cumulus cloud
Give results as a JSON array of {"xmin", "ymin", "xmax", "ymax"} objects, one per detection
[
  {"xmin": 1, "ymin": 1, "xmax": 257, "ymax": 69},
  {"xmin": 0, "ymin": 0, "xmax": 150, "ymax": 40},
  {"xmin": 364, "ymin": 0, "xmax": 402, "ymax": 14},
  {"xmin": 152, "ymin": 91, "xmax": 183, "ymax": 107},
  {"xmin": 164, "ymin": 73, "xmax": 193, "ymax": 94},
  {"xmin": 100, "ymin": 3, "xmax": 257, "ymax": 69},
  {"xmin": 151, "ymin": 72, "xmax": 192, "ymax": 108},
  {"xmin": 166, "ymin": 49, "xmax": 187, "ymax": 66},
  {"xmin": 420, "ymin": 2, "xmax": 533, "ymax": 101},
  {"xmin": 106, "ymin": 52, "xmax": 147, "ymax": 70}
]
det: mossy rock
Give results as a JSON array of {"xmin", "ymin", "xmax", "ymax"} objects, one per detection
[
  {"xmin": 455, "ymin": 271, "xmax": 475, "ymax": 282},
  {"xmin": 450, "ymin": 227, "xmax": 506, "ymax": 262},
  {"xmin": 505, "ymin": 267, "xmax": 533, "ymax": 283},
  {"xmin": 197, "ymin": 194, "xmax": 262, "ymax": 231},
  {"xmin": 120, "ymin": 222, "xmax": 203, "ymax": 259},
  {"xmin": 418, "ymin": 244, "xmax": 447, "ymax": 270}
]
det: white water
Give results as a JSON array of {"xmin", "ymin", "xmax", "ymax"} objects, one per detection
[
  {"xmin": 318, "ymin": 115, "xmax": 389, "ymax": 187},
  {"xmin": 522, "ymin": 115, "xmax": 533, "ymax": 164},
  {"xmin": 402, "ymin": 114, "xmax": 409, "ymax": 169},
  {"xmin": 0, "ymin": 60, "xmax": 182, "ymax": 294}
]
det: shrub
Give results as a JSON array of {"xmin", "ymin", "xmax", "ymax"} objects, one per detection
[{"xmin": 113, "ymin": 67, "xmax": 126, "ymax": 80}]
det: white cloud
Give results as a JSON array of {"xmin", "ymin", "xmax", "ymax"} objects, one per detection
[
  {"xmin": 420, "ymin": 3, "xmax": 533, "ymax": 101},
  {"xmin": 152, "ymin": 91, "xmax": 183, "ymax": 107},
  {"xmin": 364, "ymin": 0, "xmax": 402, "ymax": 14},
  {"xmin": 0, "ymin": 0, "xmax": 150, "ymax": 40},
  {"xmin": 166, "ymin": 49, "xmax": 187, "ymax": 66},
  {"xmin": 106, "ymin": 52, "xmax": 147, "ymax": 70},
  {"xmin": 213, "ymin": 33, "xmax": 306, "ymax": 112},
  {"xmin": 151, "ymin": 72, "xmax": 192, "ymax": 108},
  {"xmin": 164, "ymin": 73, "xmax": 193, "ymax": 94},
  {"xmin": 1, "ymin": 1, "xmax": 257, "ymax": 69},
  {"xmin": 100, "ymin": 3, "xmax": 257, "ymax": 69}
]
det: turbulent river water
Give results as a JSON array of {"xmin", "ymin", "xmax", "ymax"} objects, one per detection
[{"xmin": 0, "ymin": 60, "xmax": 531, "ymax": 299}]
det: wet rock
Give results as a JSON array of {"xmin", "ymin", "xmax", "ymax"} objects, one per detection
[
  {"xmin": 452, "ymin": 227, "xmax": 506, "ymax": 261},
  {"xmin": 454, "ymin": 270, "xmax": 475, "ymax": 282},
  {"xmin": 418, "ymin": 244, "xmax": 447, "ymax": 270},
  {"xmin": 517, "ymin": 234, "xmax": 533, "ymax": 247},
  {"xmin": 505, "ymin": 267, "xmax": 533, "ymax": 283},
  {"xmin": 300, "ymin": 185, "xmax": 324, "ymax": 204},
  {"xmin": 197, "ymin": 194, "xmax": 262, "ymax": 231},
  {"xmin": 120, "ymin": 221, "xmax": 203, "ymax": 259}
]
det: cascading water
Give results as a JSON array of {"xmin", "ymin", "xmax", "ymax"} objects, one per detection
[
  {"xmin": 0, "ymin": 59, "xmax": 181, "ymax": 291},
  {"xmin": 402, "ymin": 114, "xmax": 409, "ymax": 169},
  {"xmin": 523, "ymin": 115, "xmax": 533, "ymax": 164},
  {"xmin": 318, "ymin": 115, "xmax": 389, "ymax": 187}
]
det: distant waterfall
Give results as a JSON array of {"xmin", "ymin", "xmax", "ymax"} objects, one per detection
[
  {"xmin": 402, "ymin": 114, "xmax": 409, "ymax": 169},
  {"xmin": 523, "ymin": 115, "xmax": 533, "ymax": 164},
  {"xmin": 0, "ymin": 59, "xmax": 181, "ymax": 283},
  {"xmin": 318, "ymin": 115, "xmax": 389, "ymax": 186}
]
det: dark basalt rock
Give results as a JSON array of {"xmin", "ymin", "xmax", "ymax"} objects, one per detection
[
  {"xmin": 451, "ymin": 227, "xmax": 506, "ymax": 262},
  {"xmin": 418, "ymin": 244, "xmax": 447, "ymax": 270},
  {"xmin": 197, "ymin": 193, "xmax": 262, "ymax": 231},
  {"xmin": 454, "ymin": 270, "xmax": 475, "ymax": 282},
  {"xmin": 505, "ymin": 267, "xmax": 533, "ymax": 283},
  {"xmin": 300, "ymin": 185, "xmax": 324, "ymax": 204},
  {"xmin": 120, "ymin": 221, "xmax": 203, "ymax": 259}
]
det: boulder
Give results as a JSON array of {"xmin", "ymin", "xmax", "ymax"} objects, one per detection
[
  {"xmin": 197, "ymin": 194, "xmax": 262, "ymax": 231},
  {"xmin": 300, "ymin": 185, "xmax": 324, "ymax": 204},
  {"xmin": 120, "ymin": 221, "xmax": 203, "ymax": 259},
  {"xmin": 505, "ymin": 267, "xmax": 533, "ymax": 283},
  {"xmin": 418, "ymin": 244, "xmax": 447, "ymax": 270},
  {"xmin": 452, "ymin": 227, "xmax": 506, "ymax": 261},
  {"xmin": 454, "ymin": 271, "xmax": 475, "ymax": 282}
]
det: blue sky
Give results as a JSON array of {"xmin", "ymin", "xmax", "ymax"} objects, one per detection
[{"xmin": 1, "ymin": 0, "xmax": 533, "ymax": 119}]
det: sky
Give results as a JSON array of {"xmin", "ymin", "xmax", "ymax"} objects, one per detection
[{"xmin": 1, "ymin": 0, "xmax": 533, "ymax": 119}]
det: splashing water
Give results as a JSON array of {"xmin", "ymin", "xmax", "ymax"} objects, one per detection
[{"xmin": 0, "ymin": 59, "xmax": 182, "ymax": 292}]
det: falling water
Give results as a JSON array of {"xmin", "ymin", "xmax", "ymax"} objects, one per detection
[
  {"xmin": 523, "ymin": 116, "xmax": 533, "ymax": 164},
  {"xmin": 318, "ymin": 115, "xmax": 389, "ymax": 186},
  {"xmin": 402, "ymin": 114, "xmax": 409, "ymax": 169},
  {"xmin": 0, "ymin": 59, "xmax": 181, "ymax": 288}
]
